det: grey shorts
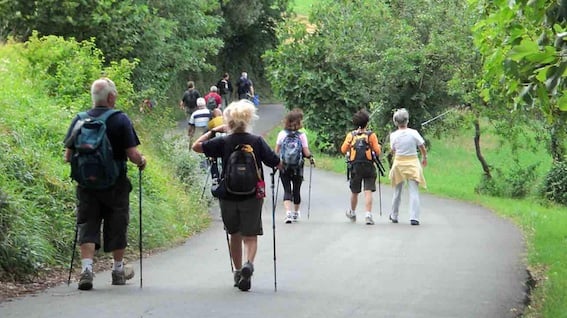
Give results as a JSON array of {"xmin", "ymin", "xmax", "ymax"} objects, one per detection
[
  {"xmin": 76, "ymin": 177, "xmax": 132, "ymax": 252},
  {"xmin": 219, "ymin": 197, "xmax": 263, "ymax": 236},
  {"xmin": 349, "ymin": 162, "xmax": 377, "ymax": 193}
]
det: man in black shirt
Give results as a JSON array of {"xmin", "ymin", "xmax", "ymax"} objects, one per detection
[
  {"xmin": 64, "ymin": 78, "xmax": 147, "ymax": 291},
  {"xmin": 179, "ymin": 80, "xmax": 201, "ymax": 116}
]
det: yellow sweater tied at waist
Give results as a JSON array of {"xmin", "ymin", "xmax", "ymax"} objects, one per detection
[{"xmin": 389, "ymin": 155, "xmax": 427, "ymax": 188}]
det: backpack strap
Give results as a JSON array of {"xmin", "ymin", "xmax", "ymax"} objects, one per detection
[
  {"xmin": 77, "ymin": 109, "xmax": 120, "ymax": 122},
  {"xmin": 96, "ymin": 109, "xmax": 121, "ymax": 122}
]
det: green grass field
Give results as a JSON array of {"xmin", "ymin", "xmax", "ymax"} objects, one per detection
[{"xmin": 292, "ymin": 0, "xmax": 315, "ymax": 16}]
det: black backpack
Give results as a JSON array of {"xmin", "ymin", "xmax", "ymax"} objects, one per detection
[
  {"xmin": 224, "ymin": 140, "xmax": 262, "ymax": 195},
  {"xmin": 351, "ymin": 131, "xmax": 373, "ymax": 163},
  {"xmin": 206, "ymin": 96, "xmax": 217, "ymax": 111},
  {"xmin": 184, "ymin": 89, "xmax": 199, "ymax": 109},
  {"xmin": 69, "ymin": 109, "xmax": 121, "ymax": 189},
  {"xmin": 237, "ymin": 77, "xmax": 250, "ymax": 94}
]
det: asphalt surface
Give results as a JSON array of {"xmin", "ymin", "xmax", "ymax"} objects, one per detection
[{"xmin": 0, "ymin": 104, "xmax": 528, "ymax": 318}]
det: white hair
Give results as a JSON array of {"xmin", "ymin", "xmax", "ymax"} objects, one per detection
[
  {"xmin": 91, "ymin": 78, "xmax": 117, "ymax": 105},
  {"xmin": 210, "ymin": 85, "xmax": 218, "ymax": 92},
  {"xmin": 196, "ymin": 97, "xmax": 206, "ymax": 107},
  {"xmin": 393, "ymin": 108, "xmax": 409, "ymax": 126}
]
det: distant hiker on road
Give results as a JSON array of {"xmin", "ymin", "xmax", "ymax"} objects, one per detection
[
  {"xmin": 340, "ymin": 110, "xmax": 382, "ymax": 225},
  {"xmin": 236, "ymin": 72, "xmax": 254, "ymax": 100},
  {"xmin": 191, "ymin": 100, "xmax": 282, "ymax": 291},
  {"xmin": 207, "ymin": 108, "xmax": 224, "ymax": 131},
  {"xmin": 179, "ymin": 80, "xmax": 201, "ymax": 117},
  {"xmin": 388, "ymin": 108, "xmax": 427, "ymax": 226},
  {"xmin": 216, "ymin": 72, "xmax": 233, "ymax": 108},
  {"xmin": 275, "ymin": 108, "xmax": 314, "ymax": 223},
  {"xmin": 64, "ymin": 77, "xmax": 147, "ymax": 291},
  {"xmin": 188, "ymin": 97, "xmax": 211, "ymax": 144},
  {"xmin": 204, "ymin": 85, "xmax": 222, "ymax": 111}
]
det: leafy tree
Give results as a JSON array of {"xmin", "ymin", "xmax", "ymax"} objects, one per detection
[
  {"xmin": 0, "ymin": 0, "xmax": 223, "ymax": 99},
  {"xmin": 471, "ymin": 0, "xmax": 567, "ymax": 162},
  {"xmin": 265, "ymin": 0, "xmax": 473, "ymax": 153},
  {"xmin": 208, "ymin": 0, "xmax": 290, "ymax": 95}
]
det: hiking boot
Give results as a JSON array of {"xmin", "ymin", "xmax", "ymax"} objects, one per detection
[
  {"xmin": 78, "ymin": 269, "xmax": 94, "ymax": 291},
  {"xmin": 345, "ymin": 209, "xmax": 356, "ymax": 222},
  {"xmin": 410, "ymin": 220, "xmax": 420, "ymax": 226},
  {"xmin": 238, "ymin": 262, "xmax": 254, "ymax": 291},
  {"xmin": 233, "ymin": 270, "xmax": 242, "ymax": 287},
  {"xmin": 292, "ymin": 211, "xmax": 300, "ymax": 222},
  {"xmin": 284, "ymin": 212, "xmax": 293, "ymax": 224},
  {"xmin": 365, "ymin": 214, "xmax": 375, "ymax": 225},
  {"xmin": 112, "ymin": 265, "xmax": 135, "ymax": 285},
  {"xmin": 389, "ymin": 214, "xmax": 399, "ymax": 224}
]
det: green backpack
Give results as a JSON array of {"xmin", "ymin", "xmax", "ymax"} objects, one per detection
[{"xmin": 70, "ymin": 109, "xmax": 121, "ymax": 189}]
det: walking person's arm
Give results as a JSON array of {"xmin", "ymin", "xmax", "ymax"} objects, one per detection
[
  {"xmin": 126, "ymin": 147, "xmax": 147, "ymax": 170},
  {"xmin": 418, "ymin": 144, "xmax": 427, "ymax": 167}
]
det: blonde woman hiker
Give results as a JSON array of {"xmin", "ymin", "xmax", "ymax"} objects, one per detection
[
  {"xmin": 388, "ymin": 108, "xmax": 427, "ymax": 226},
  {"xmin": 192, "ymin": 100, "xmax": 282, "ymax": 291}
]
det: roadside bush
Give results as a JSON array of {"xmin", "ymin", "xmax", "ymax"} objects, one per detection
[
  {"xmin": 541, "ymin": 161, "xmax": 567, "ymax": 206},
  {"xmin": 475, "ymin": 162, "xmax": 539, "ymax": 198},
  {"xmin": 0, "ymin": 37, "xmax": 210, "ymax": 281}
]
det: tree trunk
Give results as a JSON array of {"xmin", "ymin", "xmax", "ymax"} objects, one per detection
[
  {"xmin": 473, "ymin": 117, "xmax": 492, "ymax": 178},
  {"xmin": 550, "ymin": 114, "xmax": 566, "ymax": 163}
]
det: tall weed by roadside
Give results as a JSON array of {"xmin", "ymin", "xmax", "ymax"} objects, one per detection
[{"xmin": 0, "ymin": 37, "xmax": 210, "ymax": 280}]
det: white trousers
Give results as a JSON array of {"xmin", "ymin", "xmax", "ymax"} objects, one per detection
[{"xmin": 391, "ymin": 180, "xmax": 420, "ymax": 221}]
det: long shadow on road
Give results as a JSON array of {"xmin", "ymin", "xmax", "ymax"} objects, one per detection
[{"xmin": 0, "ymin": 103, "xmax": 527, "ymax": 318}]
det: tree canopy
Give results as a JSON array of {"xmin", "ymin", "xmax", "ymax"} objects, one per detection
[{"xmin": 265, "ymin": 0, "xmax": 475, "ymax": 152}]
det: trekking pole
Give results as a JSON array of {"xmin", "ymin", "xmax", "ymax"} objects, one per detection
[
  {"xmin": 307, "ymin": 159, "xmax": 314, "ymax": 219},
  {"xmin": 373, "ymin": 154, "xmax": 385, "ymax": 216},
  {"xmin": 378, "ymin": 171, "xmax": 382, "ymax": 216},
  {"xmin": 270, "ymin": 168, "xmax": 278, "ymax": 292},
  {"xmin": 67, "ymin": 223, "xmax": 78, "ymax": 286},
  {"xmin": 200, "ymin": 159, "xmax": 211, "ymax": 199},
  {"xmin": 225, "ymin": 227, "xmax": 234, "ymax": 272},
  {"xmin": 139, "ymin": 168, "xmax": 143, "ymax": 288}
]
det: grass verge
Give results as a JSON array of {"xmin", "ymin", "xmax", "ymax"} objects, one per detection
[{"xmin": 265, "ymin": 123, "xmax": 567, "ymax": 317}]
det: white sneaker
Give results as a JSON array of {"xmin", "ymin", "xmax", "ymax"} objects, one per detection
[
  {"xmin": 345, "ymin": 209, "xmax": 356, "ymax": 222},
  {"xmin": 292, "ymin": 211, "xmax": 300, "ymax": 222},
  {"xmin": 284, "ymin": 212, "xmax": 293, "ymax": 224},
  {"xmin": 365, "ymin": 213, "xmax": 375, "ymax": 225}
]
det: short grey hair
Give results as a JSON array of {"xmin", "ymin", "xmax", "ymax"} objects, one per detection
[
  {"xmin": 196, "ymin": 97, "xmax": 206, "ymax": 107},
  {"xmin": 210, "ymin": 85, "xmax": 218, "ymax": 92},
  {"xmin": 393, "ymin": 108, "xmax": 409, "ymax": 126},
  {"xmin": 91, "ymin": 78, "xmax": 117, "ymax": 105}
]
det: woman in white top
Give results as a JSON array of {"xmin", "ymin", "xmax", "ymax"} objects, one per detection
[
  {"xmin": 275, "ymin": 108, "xmax": 313, "ymax": 223},
  {"xmin": 388, "ymin": 108, "xmax": 427, "ymax": 225}
]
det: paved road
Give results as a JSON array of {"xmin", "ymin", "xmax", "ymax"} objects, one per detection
[{"xmin": 0, "ymin": 104, "xmax": 528, "ymax": 318}]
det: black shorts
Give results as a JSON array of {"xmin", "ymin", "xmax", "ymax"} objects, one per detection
[
  {"xmin": 219, "ymin": 197, "xmax": 263, "ymax": 236},
  {"xmin": 76, "ymin": 177, "xmax": 132, "ymax": 252},
  {"xmin": 349, "ymin": 162, "xmax": 377, "ymax": 193}
]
